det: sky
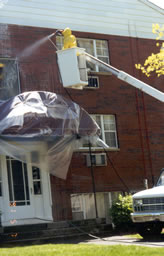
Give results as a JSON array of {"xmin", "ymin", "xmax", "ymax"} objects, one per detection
[{"xmin": 149, "ymin": 0, "xmax": 164, "ymax": 9}]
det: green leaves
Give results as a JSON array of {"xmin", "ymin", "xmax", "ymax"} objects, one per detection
[
  {"xmin": 109, "ymin": 194, "xmax": 133, "ymax": 231},
  {"xmin": 135, "ymin": 24, "xmax": 164, "ymax": 77}
]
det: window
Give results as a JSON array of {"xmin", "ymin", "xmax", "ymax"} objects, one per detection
[
  {"xmin": 71, "ymin": 192, "xmax": 112, "ymax": 220},
  {"xmin": 56, "ymin": 37, "xmax": 109, "ymax": 72},
  {"xmin": 71, "ymin": 194, "xmax": 83, "ymax": 212},
  {"xmin": 86, "ymin": 153, "xmax": 107, "ymax": 166},
  {"xmin": 71, "ymin": 194, "xmax": 84, "ymax": 220},
  {"xmin": 83, "ymin": 115, "xmax": 118, "ymax": 149},
  {"xmin": 0, "ymin": 58, "xmax": 20, "ymax": 101},
  {"xmin": 93, "ymin": 115, "xmax": 118, "ymax": 148},
  {"xmin": 6, "ymin": 157, "xmax": 30, "ymax": 206},
  {"xmin": 32, "ymin": 167, "xmax": 42, "ymax": 195}
]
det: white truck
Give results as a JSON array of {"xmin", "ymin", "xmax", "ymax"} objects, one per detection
[
  {"xmin": 56, "ymin": 45, "xmax": 164, "ymax": 238},
  {"xmin": 131, "ymin": 169, "xmax": 164, "ymax": 238}
]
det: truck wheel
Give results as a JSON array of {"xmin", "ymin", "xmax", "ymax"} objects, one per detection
[{"xmin": 136, "ymin": 223, "xmax": 162, "ymax": 239}]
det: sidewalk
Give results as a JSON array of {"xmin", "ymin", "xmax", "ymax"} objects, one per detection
[{"xmin": 81, "ymin": 235, "xmax": 164, "ymax": 247}]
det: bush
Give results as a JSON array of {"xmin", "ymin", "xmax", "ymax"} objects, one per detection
[{"xmin": 109, "ymin": 194, "xmax": 134, "ymax": 232}]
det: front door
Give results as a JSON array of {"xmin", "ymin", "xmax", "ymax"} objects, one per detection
[
  {"xmin": 5, "ymin": 156, "xmax": 35, "ymax": 223},
  {"xmin": 0, "ymin": 153, "xmax": 53, "ymax": 226}
]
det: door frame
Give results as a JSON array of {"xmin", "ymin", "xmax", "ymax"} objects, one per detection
[
  {"xmin": 3, "ymin": 156, "xmax": 35, "ymax": 223},
  {"xmin": 0, "ymin": 149, "xmax": 53, "ymax": 226}
]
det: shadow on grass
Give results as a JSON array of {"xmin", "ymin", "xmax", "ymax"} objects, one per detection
[
  {"xmin": 0, "ymin": 234, "xmax": 102, "ymax": 248},
  {"xmin": 1, "ymin": 230, "xmax": 164, "ymax": 248}
]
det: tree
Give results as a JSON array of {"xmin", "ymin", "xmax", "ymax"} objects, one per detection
[{"xmin": 135, "ymin": 24, "xmax": 164, "ymax": 77}]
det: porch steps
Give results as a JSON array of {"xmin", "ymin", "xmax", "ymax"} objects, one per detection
[{"xmin": 0, "ymin": 219, "xmax": 112, "ymax": 244}]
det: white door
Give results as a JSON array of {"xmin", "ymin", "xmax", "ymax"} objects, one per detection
[
  {"xmin": 5, "ymin": 156, "xmax": 35, "ymax": 223},
  {"xmin": 1, "ymin": 153, "xmax": 53, "ymax": 226}
]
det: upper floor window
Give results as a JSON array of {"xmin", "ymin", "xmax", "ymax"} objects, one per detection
[
  {"xmin": 82, "ymin": 114, "xmax": 118, "ymax": 149},
  {"xmin": 92, "ymin": 114, "xmax": 118, "ymax": 148},
  {"xmin": 56, "ymin": 37, "xmax": 109, "ymax": 72},
  {"xmin": 0, "ymin": 58, "xmax": 20, "ymax": 101}
]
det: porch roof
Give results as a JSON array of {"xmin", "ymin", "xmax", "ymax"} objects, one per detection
[{"xmin": 0, "ymin": 91, "xmax": 100, "ymax": 179}]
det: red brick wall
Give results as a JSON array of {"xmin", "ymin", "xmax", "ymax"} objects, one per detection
[
  {"xmin": 50, "ymin": 175, "xmax": 72, "ymax": 221},
  {"xmin": 0, "ymin": 24, "xmax": 163, "ymax": 221}
]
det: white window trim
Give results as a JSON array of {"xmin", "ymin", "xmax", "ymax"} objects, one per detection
[
  {"xmin": 93, "ymin": 39, "xmax": 99, "ymax": 72},
  {"xmin": 32, "ymin": 167, "xmax": 42, "ymax": 196},
  {"xmin": 78, "ymin": 38, "xmax": 110, "ymax": 72},
  {"xmin": 6, "ymin": 157, "xmax": 30, "ymax": 205},
  {"xmin": 79, "ymin": 114, "xmax": 118, "ymax": 151}
]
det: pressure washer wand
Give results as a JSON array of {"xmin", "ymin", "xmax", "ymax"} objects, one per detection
[{"xmin": 48, "ymin": 29, "xmax": 63, "ymax": 51}]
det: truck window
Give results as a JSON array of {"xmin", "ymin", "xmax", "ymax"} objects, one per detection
[{"xmin": 156, "ymin": 169, "xmax": 164, "ymax": 186}]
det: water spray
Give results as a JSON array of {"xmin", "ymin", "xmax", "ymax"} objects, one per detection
[
  {"xmin": 48, "ymin": 34, "xmax": 58, "ymax": 50},
  {"xmin": 48, "ymin": 32, "xmax": 55, "ymax": 39}
]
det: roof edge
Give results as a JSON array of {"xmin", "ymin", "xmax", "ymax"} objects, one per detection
[{"xmin": 138, "ymin": 0, "xmax": 164, "ymax": 15}]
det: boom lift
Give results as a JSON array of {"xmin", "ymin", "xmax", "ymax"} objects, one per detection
[{"xmin": 57, "ymin": 46, "xmax": 164, "ymax": 102}]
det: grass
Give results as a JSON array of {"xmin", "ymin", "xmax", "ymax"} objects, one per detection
[
  {"xmin": 125, "ymin": 233, "xmax": 142, "ymax": 239},
  {"xmin": 1, "ymin": 244, "xmax": 164, "ymax": 256}
]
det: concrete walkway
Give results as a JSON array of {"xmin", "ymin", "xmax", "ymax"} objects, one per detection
[{"xmin": 81, "ymin": 235, "xmax": 164, "ymax": 247}]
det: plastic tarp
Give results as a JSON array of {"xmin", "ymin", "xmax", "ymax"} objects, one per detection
[{"xmin": 0, "ymin": 91, "xmax": 101, "ymax": 179}]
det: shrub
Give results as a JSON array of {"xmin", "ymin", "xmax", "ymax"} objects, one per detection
[{"xmin": 109, "ymin": 194, "xmax": 134, "ymax": 232}]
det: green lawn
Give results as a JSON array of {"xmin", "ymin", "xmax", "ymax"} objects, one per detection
[
  {"xmin": 1, "ymin": 244, "xmax": 164, "ymax": 256},
  {"xmin": 125, "ymin": 233, "xmax": 142, "ymax": 239}
]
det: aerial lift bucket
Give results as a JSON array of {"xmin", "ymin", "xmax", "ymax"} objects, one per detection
[{"xmin": 57, "ymin": 47, "xmax": 88, "ymax": 89}]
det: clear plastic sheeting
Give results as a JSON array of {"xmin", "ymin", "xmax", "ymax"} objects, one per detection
[{"xmin": 0, "ymin": 91, "xmax": 100, "ymax": 179}]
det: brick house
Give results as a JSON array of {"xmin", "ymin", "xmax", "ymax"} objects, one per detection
[{"xmin": 0, "ymin": 0, "xmax": 163, "ymax": 227}]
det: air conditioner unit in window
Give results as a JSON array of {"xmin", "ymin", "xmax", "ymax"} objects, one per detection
[
  {"xmin": 86, "ymin": 153, "xmax": 107, "ymax": 167},
  {"xmin": 85, "ymin": 76, "xmax": 99, "ymax": 89}
]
